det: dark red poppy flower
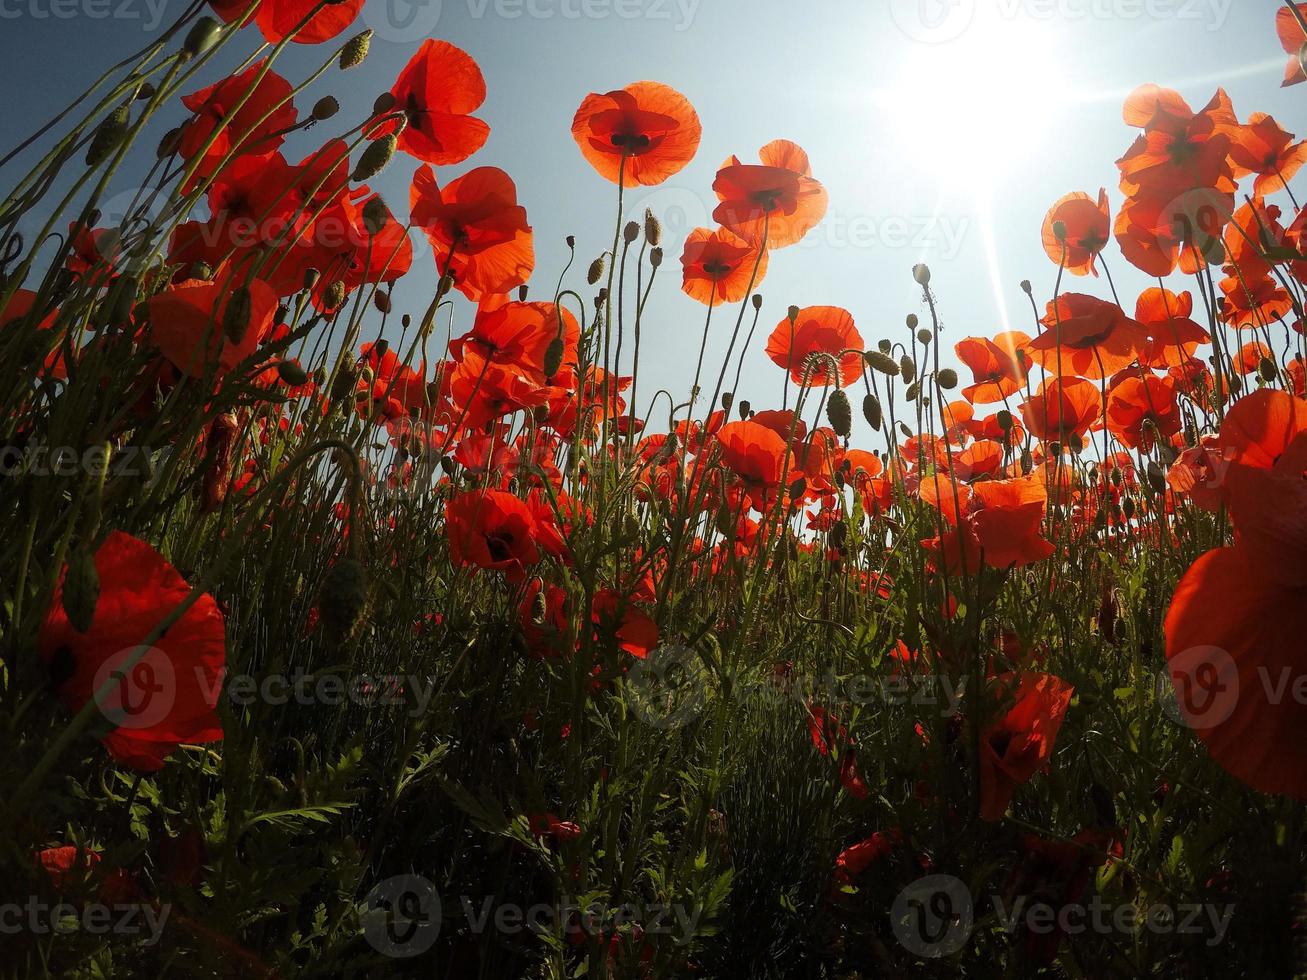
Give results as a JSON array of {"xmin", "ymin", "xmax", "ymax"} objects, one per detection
[
  {"xmin": 713, "ymin": 140, "xmax": 828, "ymax": 248},
  {"xmin": 571, "ymin": 81, "xmax": 701, "ymax": 186},
  {"xmin": 39, "ymin": 532, "xmax": 227, "ymax": 771},
  {"xmin": 372, "ymin": 40, "xmax": 489, "ymax": 166},
  {"xmin": 147, "ymin": 272, "xmax": 278, "ymax": 378},
  {"xmin": 680, "ymin": 226, "xmax": 768, "ymax": 306},
  {"xmin": 209, "ymin": 0, "xmax": 364, "ymax": 44},
  {"xmin": 178, "ymin": 61, "xmax": 298, "ymax": 192},
  {"xmin": 764, "ymin": 306, "xmax": 863, "ymax": 387},
  {"xmin": 978, "ymin": 672, "xmax": 1074, "ymax": 820},
  {"xmin": 446, "ymin": 489, "xmax": 542, "ymax": 582}
]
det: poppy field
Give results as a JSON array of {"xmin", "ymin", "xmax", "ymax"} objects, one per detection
[{"xmin": 4, "ymin": 2, "xmax": 1307, "ymax": 977}]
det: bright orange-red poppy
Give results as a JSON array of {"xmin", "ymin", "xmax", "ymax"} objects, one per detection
[
  {"xmin": 1227, "ymin": 114, "xmax": 1307, "ymax": 196},
  {"xmin": 679, "ymin": 226, "xmax": 768, "ymax": 306},
  {"xmin": 1114, "ymin": 190, "xmax": 1232, "ymax": 278},
  {"xmin": 1105, "ymin": 373, "xmax": 1180, "ymax": 450},
  {"xmin": 716, "ymin": 420, "xmax": 790, "ymax": 509},
  {"xmin": 764, "ymin": 306, "xmax": 863, "ymax": 387},
  {"xmin": 571, "ymin": 81, "xmax": 701, "ymax": 186},
  {"xmin": 978, "ymin": 673, "xmax": 1074, "ymax": 821},
  {"xmin": 372, "ymin": 40, "xmax": 489, "ymax": 166},
  {"xmin": 1042, "ymin": 189, "xmax": 1110, "ymax": 276},
  {"xmin": 713, "ymin": 140, "xmax": 828, "ymax": 249},
  {"xmin": 1117, "ymin": 86, "xmax": 1236, "ymax": 200},
  {"xmin": 956, "ymin": 335, "xmax": 1028, "ymax": 404},
  {"xmin": 446, "ymin": 489, "xmax": 542, "ymax": 582},
  {"xmin": 1029, "ymin": 294, "xmax": 1146, "ymax": 379},
  {"xmin": 1020, "ymin": 377, "xmax": 1102, "ymax": 444},
  {"xmin": 1277, "ymin": 5, "xmax": 1307, "ymax": 86},
  {"xmin": 450, "ymin": 301, "xmax": 579, "ymax": 383},
  {"xmin": 147, "ymin": 273, "xmax": 278, "ymax": 378},
  {"xmin": 1135, "ymin": 288, "xmax": 1209, "ymax": 368}
]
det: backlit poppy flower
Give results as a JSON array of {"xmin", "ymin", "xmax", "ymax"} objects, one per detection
[
  {"xmin": 295, "ymin": 190, "xmax": 414, "ymax": 312},
  {"xmin": 447, "ymin": 351, "xmax": 550, "ymax": 430},
  {"xmin": 571, "ymin": 81, "xmax": 701, "ymax": 186},
  {"xmin": 1233, "ymin": 340, "xmax": 1272, "ymax": 376},
  {"xmin": 450, "ymin": 301, "xmax": 579, "ymax": 383},
  {"xmin": 954, "ymin": 440, "xmax": 1005, "ymax": 482},
  {"xmin": 955, "ymin": 335, "xmax": 1028, "ymax": 404},
  {"xmin": 39, "ymin": 531, "xmax": 227, "ymax": 771},
  {"xmin": 978, "ymin": 672, "xmax": 1074, "ymax": 820},
  {"xmin": 1117, "ymin": 86, "xmax": 1236, "ymax": 200},
  {"xmin": 446, "ymin": 489, "xmax": 541, "ymax": 582},
  {"xmin": 409, "ymin": 165, "xmax": 534, "ymax": 302},
  {"xmin": 716, "ymin": 420, "xmax": 790, "ymax": 507},
  {"xmin": 1029, "ymin": 294, "xmax": 1146, "ymax": 379},
  {"xmin": 679, "ymin": 226, "xmax": 768, "ymax": 306},
  {"xmin": 1042, "ymin": 189, "xmax": 1110, "ymax": 276},
  {"xmin": 1226, "ymin": 114, "xmax": 1307, "ymax": 196},
  {"xmin": 1114, "ymin": 190, "xmax": 1231, "ymax": 278},
  {"xmin": 923, "ymin": 475, "xmax": 1054, "ymax": 574},
  {"xmin": 178, "ymin": 61, "xmax": 298, "ymax": 192},
  {"xmin": 1135, "ymin": 288, "xmax": 1208, "ymax": 368},
  {"xmin": 1105, "ymin": 373, "xmax": 1180, "ymax": 450},
  {"xmin": 713, "ymin": 140, "xmax": 828, "ymax": 249},
  {"xmin": 1020, "ymin": 377, "xmax": 1102, "ymax": 444},
  {"xmin": 147, "ymin": 272, "xmax": 278, "ymax": 378},
  {"xmin": 209, "ymin": 0, "xmax": 364, "ymax": 44},
  {"xmin": 764, "ymin": 306, "xmax": 863, "ymax": 387},
  {"xmin": 1218, "ymin": 388, "xmax": 1307, "ymax": 470},
  {"xmin": 372, "ymin": 40, "xmax": 490, "ymax": 166},
  {"xmin": 1277, "ymin": 4, "xmax": 1307, "ymax": 86},
  {"xmin": 1219, "ymin": 272, "xmax": 1293, "ymax": 330}
]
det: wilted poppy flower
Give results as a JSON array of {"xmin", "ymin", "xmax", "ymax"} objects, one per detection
[
  {"xmin": 209, "ymin": 0, "xmax": 363, "ymax": 44},
  {"xmin": 178, "ymin": 61, "xmax": 298, "ymax": 192},
  {"xmin": 571, "ymin": 81, "xmax": 701, "ymax": 186},
  {"xmin": 764, "ymin": 306, "xmax": 863, "ymax": 387},
  {"xmin": 955, "ymin": 334, "xmax": 1028, "ymax": 404},
  {"xmin": 713, "ymin": 140, "xmax": 828, "ymax": 248},
  {"xmin": 1020, "ymin": 377, "xmax": 1102, "ymax": 445},
  {"xmin": 679, "ymin": 226, "xmax": 768, "ymax": 306},
  {"xmin": 39, "ymin": 531, "xmax": 227, "ymax": 771},
  {"xmin": 372, "ymin": 40, "xmax": 489, "ymax": 165},
  {"xmin": 1042, "ymin": 189, "xmax": 1110, "ymax": 276},
  {"xmin": 147, "ymin": 273, "xmax": 278, "ymax": 378},
  {"xmin": 1029, "ymin": 294, "xmax": 1146, "ymax": 379},
  {"xmin": 446, "ymin": 489, "xmax": 541, "ymax": 582},
  {"xmin": 1226, "ymin": 114, "xmax": 1307, "ymax": 196},
  {"xmin": 1105, "ymin": 373, "xmax": 1180, "ymax": 450},
  {"xmin": 1277, "ymin": 5, "xmax": 1307, "ymax": 86},
  {"xmin": 978, "ymin": 672, "xmax": 1074, "ymax": 820}
]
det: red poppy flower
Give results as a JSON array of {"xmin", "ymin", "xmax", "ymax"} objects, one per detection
[
  {"xmin": 1117, "ymin": 86, "xmax": 1236, "ymax": 200},
  {"xmin": 1105, "ymin": 373, "xmax": 1180, "ymax": 450},
  {"xmin": 450, "ymin": 300, "xmax": 578, "ymax": 383},
  {"xmin": 1220, "ymin": 272, "xmax": 1293, "ymax": 330},
  {"xmin": 1227, "ymin": 114, "xmax": 1307, "ymax": 196},
  {"xmin": 713, "ymin": 140, "xmax": 828, "ymax": 249},
  {"xmin": 1042, "ymin": 189, "xmax": 1110, "ymax": 276},
  {"xmin": 1114, "ymin": 190, "xmax": 1231, "ymax": 278},
  {"xmin": 1277, "ymin": 5, "xmax": 1307, "ymax": 87},
  {"xmin": 446, "ymin": 489, "xmax": 542, "ymax": 582},
  {"xmin": 410, "ymin": 165, "xmax": 534, "ymax": 301},
  {"xmin": 679, "ymin": 226, "xmax": 768, "ymax": 306},
  {"xmin": 764, "ymin": 306, "xmax": 863, "ymax": 387},
  {"xmin": 716, "ymin": 419, "xmax": 790, "ymax": 507},
  {"xmin": 178, "ymin": 61, "xmax": 298, "ymax": 192},
  {"xmin": 1135, "ymin": 288, "xmax": 1209, "ymax": 368},
  {"xmin": 209, "ymin": 0, "xmax": 363, "ymax": 44},
  {"xmin": 592, "ymin": 589, "xmax": 658, "ymax": 659},
  {"xmin": 1, "ymin": 288, "xmax": 66, "ymax": 379},
  {"xmin": 147, "ymin": 272, "xmax": 278, "ymax": 378},
  {"xmin": 1029, "ymin": 294, "xmax": 1146, "ymax": 379},
  {"xmin": 955, "ymin": 334, "xmax": 1028, "ymax": 404},
  {"xmin": 571, "ymin": 81, "xmax": 701, "ymax": 186},
  {"xmin": 1020, "ymin": 377, "xmax": 1102, "ymax": 445},
  {"xmin": 372, "ymin": 40, "xmax": 489, "ymax": 166},
  {"xmin": 978, "ymin": 672, "xmax": 1074, "ymax": 820},
  {"xmin": 39, "ymin": 532, "xmax": 227, "ymax": 771},
  {"xmin": 834, "ymin": 831, "xmax": 900, "ymax": 886}
]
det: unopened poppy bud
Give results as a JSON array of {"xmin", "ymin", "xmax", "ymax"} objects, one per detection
[
  {"xmin": 898, "ymin": 422, "xmax": 913, "ymax": 440},
  {"xmin": 906, "ymin": 313, "xmax": 919, "ymax": 330},
  {"xmin": 312, "ymin": 96, "xmax": 340, "ymax": 121},
  {"xmin": 1021, "ymin": 449, "xmax": 1034, "ymax": 474},
  {"xmin": 518, "ymin": 285, "xmax": 529, "ymax": 301},
  {"xmin": 62, "ymin": 547, "xmax": 100, "ymax": 634},
  {"xmin": 323, "ymin": 280, "xmax": 347, "ymax": 310},
  {"xmin": 650, "ymin": 247, "xmax": 663, "ymax": 268},
  {"xmin": 864, "ymin": 351, "xmax": 900, "ymax": 376},
  {"xmin": 352, "ymin": 135, "xmax": 395, "ymax": 182},
  {"xmin": 738, "ymin": 399, "xmax": 751, "ymax": 418},
  {"xmin": 135, "ymin": 82, "xmax": 156, "ymax": 101},
  {"xmin": 917, "ymin": 329, "xmax": 932, "ymax": 344},
  {"xmin": 531, "ymin": 588, "xmax": 548, "ymax": 625},
  {"xmin": 912, "ymin": 263, "xmax": 931, "ymax": 286},
  {"xmin": 157, "ymin": 126, "xmax": 183, "ymax": 159},
  {"xmin": 1122, "ymin": 496, "xmax": 1136, "ymax": 520},
  {"xmin": 438, "ymin": 271, "xmax": 456, "ymax": 296},
  {"xmin": 937, "ymin": 367, "xmax": 958, "ymax": 390},
  {"xmin": 276, "ymin": 359, "xmax": 309, "ymax": 386},
  {"xmin": 312, "ymin": 366, "xmax": 327, "ymax": 386},
  {"xmin": 1259, "ymin": 357, "xmax": 1277, "ymax": 383},
  {"xmin": 190, "ymin": 261, "xmax": 214, "ymax": 282},
  {"xmin": 182, "ymin": 16, "xmax": 221, "ymax": 58},
  {"xmin": 1147, "ymin": 461, "xmax": 1166, "ymax": 494},
  {"xmin": 587, "ymin": 255, "xmax": 605, "ymax": 285},
  {"xmin": 1067, "ymin": 431, "xmax": 1084, "ymax": 454},
  {"xmin": 223, "ymin": 285, "xmax": 252, "ymax": 344},
  {"xmin": 826, "ymin": 388, "xmax": 852, "ymax": 437},
  {"xmin": 788, "ymin": 305, "xmax": 800, "ymax": 322},
  {"xmin": 543, "ymin": 336, "xmax": 564, "ymax": 377},
  {"xmin": 899, "ymin": 355, "xmax": 916, "ymax": 384},
  {"xmin": 362, "ymin": 196, "xmax": 390, "ymax": 236},
  {"xmin": 623, "ymin": 221, "xmax": 640, "ymax": 244},
  {"xmin": 905, "ymin": 381, "xmax": 920, "ymax": 402},
  {"xmin": 721, "ymin": 392, "xmax": 734, "ymax": 411},
  {"xmin": 789, "ymin": 476, "xmax": 807, "ymax": 499},
  {"xmin": 374, "ymin": 290, "xmax": 391, "ymax": 314},
  {"xmin": 1052, "ymin": 220, "xmax": 1068, "ymax": 243},
  {"xmin": 320, "ymin": 558, "xmax": 369, "ymax": 644},
  {"xmin": 303, "ymin": 268, "xmax": 321, "ymax": 292},
  {"xmin": 339, "ymin": 29, "xmax": 372, "ymax": 70},
  {"xmin": 330, "ymin": 365, "xmax": 358, "ymax": 401},
  {"xmin": 372, "ymin": 92, "xmax": 397, "ymax": 115},
  {"xmin": 644, "ymin": 208, "xmax": 662, "ymax": 245},
  {"xmin": 86, "ymin": 105, "xmax": 129, "ymax": 168},
  {"xmin": 1020, "ymin": 279, "xmax": 1032, "ymax": 295},
  {"xmin": 863, "ymin": 393, "xmax": 882, "ymax": 430},
  {"xmin": 566, "ymin": 234, "xmax": 576, "ymax": 249},
  {"xmin": 752, "ymin": 294, "xmax": 762, "ymax": 310}
]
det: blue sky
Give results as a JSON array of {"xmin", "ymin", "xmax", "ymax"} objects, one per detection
[{"xmin": 0, "ymin": 0, "xmax": 1298, "ymax": 429}]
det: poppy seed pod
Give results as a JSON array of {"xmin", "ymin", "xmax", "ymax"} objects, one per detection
[
  {"xmin": 223, "ymin": 286, "xmax": 252, "ymax": 345},
  {"xmin": 623, "ymin": 221, "xmax": 640, "ymax": 244},
  {"xmin": 543, "ymin": 336, "xmax": 564, "ymax": 378},
  {"xmin": 372, "ymin": 92, "xmax": 397, "ymax": 115},
  {"xmin": 319, "ymin": 559, "xmax": 370, "ymax": 644},
  {"xmin": 788, "ymin": 305, "xmax": 800, "ymax": 322},
  {"xmin": 899, "ymin": 355, "xmax": 916, "ymax": 384},
  {"xmin": 738, "ymin": 399, "xmax": 751, "ymax": 418},
  {"xmin": 362, "ymin": 196, "xmax": 390, "ymax": 236},
  {"xmin": 86, "ymin": 106, "xmax": 129, "ymax": 168},
  {"xmin": 339, "ymin": 30, "xmax": 372, "ymax": 71},
  {"xmin": 906, "ymin": 314, "xmax": 919, "ymax": 329},
  {"xmin": 1020, "ymin": 279, "xmax": 1032, "ymax": 295},
  {"xmin": 61, "ymin": 548, "xmax": 100, "ymax": 634},
  {"xmin": 322, "ymin": 280, "xmax": 347, "ymax": 310},
  {"xmin": 937, "ymin": 368, "xmax": 958, "ymax": 390},
  {"xmin": 917, "ymin": 329, "xmax": 932, "ymax": 345},
  {"xmin": 276, "ymin": 360, "xmax": 309, "ymax": 386},
  {"xmin": 912, "ymin": 263, "xmax": 931, "ymax": 286},
  {"xmin": 644, "ymin": 208, "xmax": 662, "ymax": 246},
  {"xmin": 878, "ymin": 338, "xmax": 892, "ymax": 353},
  {"xmin": 1147, "ymin": 460, "xmax": 1167, "ymax": 494},
  {"xmin": 863, "ymin": 393, "xmax": 882, "ymax": 430},
  {"xmin": 996, "ymin": 409, "xmax": 1014, "ymax": 430},
  {"xmin": 721, "ymin": 392, "xmax": 734, "ymax": 411},
  {"xmin": 182, "ymin": 16, "xmax": 221, "ymax": 58},
  {"xmin": 826, "ymin": 388, "xmax": 852, "ymax": 437},
  {"xmin": 1051, "ymin": 220, "xmax": 1069, "ymax": 242},
  {"xmin": 864, "ymin": 351, "xmax": 900, "ymax": 376},
  {"xmin": 566, "ymin": 235, "xmax": 576, "ymax": 249},
  {"xmin": 352, "ymin": 135, "xmax": 396, "ymax": 182},
  {"xmin": 752, "ymin": 294, "xmax": 762, "ymax": 310},
  {"xmin": 374, "ymin": 290, "xmax": 391, "ymax": 314},
  {"xmin": 518, "ymin": 285, "xmax": 529, "ymax": 301},
  {"xmin": 1259, "ymin": 357, "xmax": 1278, "ymax": 383},
  {"xmin": 587, "ymin": 256, "xmax": 606, "ymax": 285},
  {"xmin": 649, "ymin": 247, "xmax": 663, "ymax": 268},
  {"xmin": 312, "ymin": 96, "xmax": 340, "ymax": 122}
]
